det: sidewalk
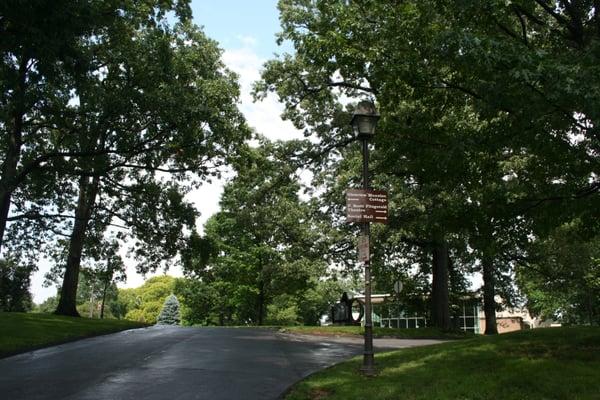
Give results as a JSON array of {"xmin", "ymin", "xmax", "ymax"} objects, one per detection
[{"xmin": 276, "ymin": 332, "xmax": 445, "ymax": 350}]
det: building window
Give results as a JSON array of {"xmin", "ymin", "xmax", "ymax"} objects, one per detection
[
  {"xmin": 378, "ymin": 305, "xmax": 427, "ymax": 329},
  {"xmin": 375, "ymin": 301, "xmax": 480, "ymax": 333}
]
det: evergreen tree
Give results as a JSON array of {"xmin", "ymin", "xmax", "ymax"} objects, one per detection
[{"xmin": 157, "ymin": 294, "xmax": 181, "ymax": 326}]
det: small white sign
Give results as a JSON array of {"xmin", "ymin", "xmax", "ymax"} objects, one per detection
[
  {"xmin": 358, "ymin": 235, "xmax": 370, "ymax": 263},
  {"xmin": 393, "ymin": 281, "xmax": 403, "ymax": 294}
]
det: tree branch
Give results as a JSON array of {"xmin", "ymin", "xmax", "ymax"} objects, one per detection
[
  {"xmin": 328, "ymin": 80, "xmax": 376, "ymax": 94},
  {"xmin": 6, "ymin": 211, "xmax": 74, "ymax": 222}
]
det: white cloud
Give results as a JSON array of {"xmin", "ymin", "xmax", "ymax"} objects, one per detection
[
  {"xmin": 223, "ymin": 43, "xmax": 303, "ymax": 141},
  {"xmin": 31, "ymin": 257, "xmax": 56, "ymax": 304},
  {"xmin": 236, "ymin": 34, "xmax": 258, "ymax": 48},
  {"xmin": 186, "ymin": 174, "xmax": 229, "ymax": 234}
]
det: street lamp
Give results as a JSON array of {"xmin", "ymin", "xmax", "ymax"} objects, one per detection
[
  {"xmin": 350, "ymin": 100, "xmax": 379, "ymax": 375},
  {"xmin": 351, "ymin": 101, "xmax": 380, "ymax": 138}
]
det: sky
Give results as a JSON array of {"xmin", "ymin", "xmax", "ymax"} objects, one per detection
[{"xmin": 30, "ymin": 0, "xmax": 302, "ymax": 303}]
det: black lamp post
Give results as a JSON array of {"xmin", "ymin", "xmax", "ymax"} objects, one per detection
[{"xmin": 350, "ymin": 100, "xmax": 379, "ymax": 375}]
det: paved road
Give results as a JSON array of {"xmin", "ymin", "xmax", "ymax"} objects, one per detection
[{"xmin": 0, "ymin": 326, "xmax": 441, "ymax": 400}]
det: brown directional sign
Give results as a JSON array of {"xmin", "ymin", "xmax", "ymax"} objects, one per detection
[{"xmin": 346, "ymin": 189, "xmax": 388, "ymax": 224}]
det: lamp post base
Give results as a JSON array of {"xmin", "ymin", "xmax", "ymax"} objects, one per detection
[{"xmin": 361, "ymin": 319, "xmax": 376, "ymax": 376}]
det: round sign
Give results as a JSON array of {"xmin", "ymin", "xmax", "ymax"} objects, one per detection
[
  {"xmin": 393, "ymin": 280, "xmax": 403, "ymax": 294},
  {"xmin": 350, "ymin": 299, "xmax": 364, "ymax": 323}
]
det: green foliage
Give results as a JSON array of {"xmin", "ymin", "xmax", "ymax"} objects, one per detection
[
  {"xmin": 1, "ymin": 0, "xmax": 249, "ymax": 316},
  {"xmin": 0, "ymin": 0, "xmax": 192, "ymax": 257},
  {"xmin": 517, "ymin": 220, "xmax": 600, "ymax": 325},
  {"xmin": 285, "ymin": 328, "xmax": 600, "ymax": 400},
  {"xmin": 257, "ymin": 0, "xmax": 600, "ymax": 331},
  {"xmin": 119, "ymin": 276, "xmax": 176, "ymax": 324},
  {"xmin": 266, "ymin": 295, "xmax": 300, "ymax": 326},
  {"xmin": 173, "ymin": 278, "xmax": 221, "ymax": 326},
  {"xmin": 296, "ymin": 278, "xmax": 360, "ymax": 325},
  {"xmin": 157, "ymin": 294, "xmax": 181, "ymax": 325},
  {"xmin": 0, "ymin": 312, "xmax": 146, "ymax": 358},
  {"xmin": 76, "ymin": 269, "xmax": 120, "ymax": 319},
  {"xmin": 108, "ymin": 298, "xmax": 128, "ymax": 320},
  {"xmin": 192, "ymin": 140, "xmax": 326, "ymax": 325},
  {"xmin": 34, "ymin": 295, "xmax": 59, "ymax": 314},
  {"xmin": 0, "ymin": 259, "xmax": 34, "ymax": 312}
]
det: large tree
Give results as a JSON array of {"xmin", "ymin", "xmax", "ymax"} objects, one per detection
[
  {"xmin": 50, "ymin": 16, "xmax": 247, "ymax": 316},
  {"xmin": 257, "ymin": 0, "xmax": 599, "ymax": 331},
  {"xmin": 256, "ymin": 0, "xmax": 479, "ymax": 329},
  {"xmin": 2, "ymin": 1, "xmax": 249, "ymax": 316},
  {"xmin": 198, "ymin": 140, "xmax": 324, "ymax": 325},
  {"xmin": 0, "ymin": 0, "xmax": 196, "ymax": 253}
]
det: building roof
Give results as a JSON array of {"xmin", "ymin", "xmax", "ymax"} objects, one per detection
[{"xmin": 353, "ymin": 294, "xmax": 392, "ymax": 304}]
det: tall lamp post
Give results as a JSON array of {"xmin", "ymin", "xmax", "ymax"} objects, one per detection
[{"xmin": 350, "ymin": 100, "xmax": 380, "ymax": 375}]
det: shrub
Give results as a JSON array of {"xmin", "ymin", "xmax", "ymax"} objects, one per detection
[{"xmin": 266, "ymin": 295, "xmax": 299, "ymax": 325}]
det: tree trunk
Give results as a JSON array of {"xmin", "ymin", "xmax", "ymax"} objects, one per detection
[
  {"xmin": 89, "ymin": 290, "xmax": 95, "ymax": 318},
  {"xmin": 447, "ymin": 255, "xmax": 461, "ymax": 330},
  {"xmin": 0, "ymin": 56, "xmax": 28, "ymax": 253},
  {"xmin": 100, "ymin": 278, "xmax": 109, "ymax": 319},
  {"xmin": 257, "ymin": 282, "xmax": 265, "ymax": 326},
  {"xmin": 55, "ymin": 176, "xmax": 100, "ymax": 316},
  {"xmin": 482, "ymin": 256, "xmax": 498, "ymax": 335},
  {"xmin": 586, "ymin": 291, "xmax": 596, "ymax": 326},
  {"xmin": 431, "ymin": 241, "xmax": 451, "ymax": 330}
]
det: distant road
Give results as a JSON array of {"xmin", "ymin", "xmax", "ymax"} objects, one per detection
[{"xmin": 0, "ymin": 326, "xmax": 443, "ymax": 400}]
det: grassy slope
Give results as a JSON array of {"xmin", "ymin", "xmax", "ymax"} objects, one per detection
[
  {"xmin": 281, "ymin": 325, "xmax": 473, "ymax": 340},
  {"xmin": 285, "ymin": 327, "xmax": 600, "ymax": 400},
  {"xmin": 0, "ymin": 312, "xmax": 147, "ymax": 358}
]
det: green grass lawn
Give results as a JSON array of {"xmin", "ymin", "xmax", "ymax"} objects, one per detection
[
  {"xmin": 0, "ymin": 312, "xmax": 147, "ymax": 358},
  {"xmin": 285, "ymin": 327, "xmax": 600, "ymax": 400},
  {"xmin": 280, "ymin": 325, "xmax": 473, "ymax": 340}
]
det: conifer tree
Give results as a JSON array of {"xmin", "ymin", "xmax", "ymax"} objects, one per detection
[{"xmin": 157, "ymin": 294, "xmax": 181, "ymax": 326}]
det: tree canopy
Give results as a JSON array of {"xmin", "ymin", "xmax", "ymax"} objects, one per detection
[
  {"xmin": 254, "ymin": 0, "xmax": 600, "ymax": 329},
  {"xmin": 193, "ymin": 140, "xmax": 326, "ymax": 325},
  {"xmin": 1, "ymin": 0, "xmax": 249, "ymax": 316},
  {"xmin": 2, "ymin": 1, "xmax": 598, "ymax": 328}
]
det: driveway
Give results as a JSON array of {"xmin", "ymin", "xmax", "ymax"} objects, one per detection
[{"xmin": 0, "ymin": 326, "xmax": 442, "ymax": 400}]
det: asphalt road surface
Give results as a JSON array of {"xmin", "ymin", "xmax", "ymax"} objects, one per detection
[{"xmin": 0, "ymin": 326, "xmax": 441, "ymax": 400}]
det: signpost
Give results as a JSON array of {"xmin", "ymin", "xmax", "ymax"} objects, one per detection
[
  {"xmin": 393, "ymin": 280, "xmax": 403, "ymax": 294},
  {"xmin": 349, "ymin": 100, "xmax": 380, "ymax": 376},
  {"xmin": 346, "ymin": 189, "xmax": 388, "ymax": 224},
  {"xmin": 358, "ymin": 235, "xmax": 370, "ymax": 262},
  {"xmin": 345, "ymin": 187, "xmax": 387, "ymax": 376}
]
